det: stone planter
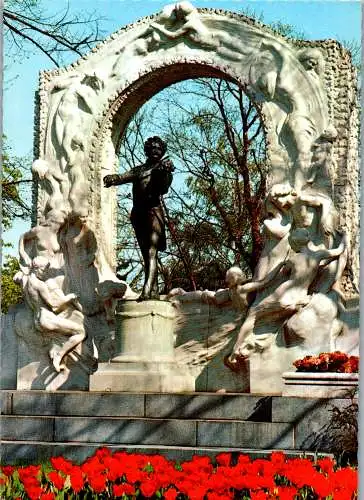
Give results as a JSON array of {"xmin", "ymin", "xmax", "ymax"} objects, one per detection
[{"xmin": 282, "ymin": 371, "xmax": 359, "ymax": 398}]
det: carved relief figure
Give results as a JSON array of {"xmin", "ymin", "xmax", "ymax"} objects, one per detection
[
  {"xmin": 291, "ymin": 190, "xmax": 347, "ymax": 294},
  {"xmin": 226, "ymin": 227, "xmax": 346, "ymax": 367},
  {"xmin": 307, "ymin": 126, "xmax": 337, "ymax": 197},
  {"xmin": 111, "ymin": 28, "xmax": 161, "ymax": 79},
  {"xmin": 249, "ymin": 40, "xmax": 328, "ymax": 191},
  {"xmin": 150, "ymin": 2, "xmax": 253, "ymax": 63},
  {"xmin": 19, "ymin": 209, "xmax": 67, "ymax": 273},
  {"xmin": 297, "ymin": 47, "xmax": 325, "ymax": 81},
  {"xmin": 51, "ymin": 72, "xmax": 104, "ymax": 170},
  {"xmin": 20, "ymin": 256, "xmax": 85, "ymax": 372},
  {"xmin": 67, "ymin": 135, "xmax": 89, "ymax": 218},
  {"xmin": 253, "ymin": 183, "xmax": 295, "ymax": 282},
  {"xmin": 32, "ymin": 159, "xmax": 68, "ymax": 214},
  {"xmin": 151, "ymin": 2, "xmax": 218, "ymax": 50},
  {"xmin": 104, "ymin": 137, "xmax": 174, "ymax": 300}
]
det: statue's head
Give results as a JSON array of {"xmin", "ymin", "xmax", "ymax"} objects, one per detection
[
  {"xmin": 297, "ymin": 48, "xmax": 325, "ymax": 76},
  {"xmin": 44, "ymin": 209, "xmax": 67, "ymax": 228},
  {"xmin": 144, "ymin": 136, "xmax": 167, "ymax": 161},
  {"xmin": 174, "ymin": 1, "xmax": 195, "ymax": 20},
  {"xmin": 289, "ymin": 227, "xmax": 310, "ymax": 251},
  {"xmin": 32, "ymin": 159, "xmax": 49, "ymax": 179},
  {"xmin": 226, "ymin": 266, "xmax": 245, "ymax": 288},
  {"xmin": 32, "ymin": 256, "xmax": 51, "ymax": 278}
]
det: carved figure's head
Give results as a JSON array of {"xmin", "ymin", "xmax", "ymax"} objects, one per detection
[
  {"xmin": 32, "ymin": 256, "xmax": 51, "ymax": 278},
  {"xmin": 268, "ymin": 183, "xmax": 297, "ymax": 211},
  {"xmin": 173, "ymin": 1, "xmax": 195, "ymax": 21},
  {"xmin": 45, "ymin": 209, "xmax": 67, "ymax": 228},
  {"xmin": 144, "ymin": 136, "xmax": 167, "ymax": 161},
  {"xmin": 226, "ymin": 266, "xmax": 245, "ymax": 288},
  {"xmin": 297, "ymin": 48, "xmax": 325, "ymax": 76},
  {"xmin": 82, "ymin": 72, "xmax": 104, "ymax": 92},
  {"xmin": 71, "ymin": 135, "xmax": 85, "ymax": 151},
  {"xmin": 289, "ymin": 227, "xmax": 310, "ymax": 251},
  {"xmin": 32, "ymin": 159, "xmax": 49, "ymax": 179}
]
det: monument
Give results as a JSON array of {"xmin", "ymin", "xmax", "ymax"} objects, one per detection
[{"xmin": 4, "ymin": 1, "xmax": 358, "ymax": 394}]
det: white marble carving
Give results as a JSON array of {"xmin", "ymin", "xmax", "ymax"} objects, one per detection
[
  {"xmin": 16, "ymin": 256, "xmax": 85, "ymax": 372},
  {"xmin": 15, "ymin": 2, "xmax": 357, "ymax": 390}
]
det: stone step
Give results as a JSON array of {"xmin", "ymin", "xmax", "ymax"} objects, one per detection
[
  {"xmin": 1, "ymin": 390, "xmax": 351, "ymax": 420},
  {"xmin": 0, "ymin": 391, "xmax": 352, "ymax": 464},
  {"xmin": 1, "ymin": 414, "xmax": 294, "ymax": 449},
  {"xmin": 0, "ymin": 441, "xmax": 326, "ymax": 465}
]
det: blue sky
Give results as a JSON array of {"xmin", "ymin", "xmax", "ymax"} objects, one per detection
[{"xmin": 3, "ymin": 0, "xmax": 361, "ymax": 253}]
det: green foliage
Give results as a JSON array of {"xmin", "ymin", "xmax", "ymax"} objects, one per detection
[
  {"xmin": 1, "ymin": 256, "xmax": 23, "ymax": 313},
  {"xmin": 118, "ymin": 78, "xmax": 267, "ymax": 292},
  {"xmin": 1, "ymin": 139, "xmax": 32, "ymax": 231}
]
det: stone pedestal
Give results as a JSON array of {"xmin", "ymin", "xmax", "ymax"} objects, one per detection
[
  {"xmin": 90, "ymin": 300, "xmax": 195, "ymax": 392},
  {"xmin": 282, "ymin": 372, "xmax": 359, "ymax": 397}
]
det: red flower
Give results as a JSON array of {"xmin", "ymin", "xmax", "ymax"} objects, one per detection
[
  {"xmin": 88, "ymin": 472, "xmax": 107, "ymax": 493},
  {"xmin": 332, "ymin": 490, "xmax": 355, "ymax": 500},
  {"xmin": 82, "ymin": 455, "xmax": 106, "ymax": 476},
  {"xmin": 317, "ymin": 456, "xmax": 335, "ymax": 475},
  {"xmin": 250, "ymin": 491, "xmax": 268, "ymax": 500},
  {"xmin": 113, "ymin": 482, "xmax": 135, "ymax": 497},
  {"xmin": 237, "ymin": 454, "xmax": 251, "ymax": 465},
  {"xmin": 149, "ymin": 454, "xmax": 170, "ymax": 472},
  {"xmin": 216, "ymin": 452, "xmax": 232, "ymax": 467},
  {"xmin": 1, "ymin": 465, "xmax": 15, "ymax": 477},
  {"xmin": 18, "ymin": 467, "xmax": 41, "ymax": 489},
  {"xmin": 273, "ymin": 486, "xmax": 298, "ymax": 500},
  {"xmin": 103, "ymin": 455, "xmax": 125, "ymax": 481},
  {"xmin": 270, "ymin": 451, "xmax": 286, "ymax": 465},
  {"xmin": 332, "ymin": 467, "xmax": 358, "ymax": 494},
  {"xmin": 19, "ymin": 465, "xmax": 41, "ymax": 478},
  {"xmin": 50, "ymin": 456, "xmax": 73, "ymax": 475},
  {"xmin": 125, "ymin": 468, "xmax": 147, "ymax": 483},
  {"xmin": 187, "ymin": 485, "xmax": 208, "ymax": 500},
  {"xmin": 207, "ymin": 492, "xmax": 233, "ymax": 500},
  {"xmin": 164, "ymin": 487, "xmax": 178, "ymax": 500},
  {"xmin": 294, "ymin": 351, "xmax": 359, "ymax": 373},
  {"xmin": 140, "ymin": 478, "xmax": 159, "ymax": 497},
  {"xmin": 69, "ymin": 466, "xmax": 84, "ymax": 493},
  {"xmin": 95, "ymin": 447, "xmax": 112, "ymax": 462},
  {"xmin": 24, "ymin": 485, "xmax": 44, "ymax": 500},
  {"xmin": 310, "ymin": 471, "xmax": 332, "ymax": 498},
  {"xmin": 47, "ymin": 471, "xmax": 64, "ymax": 490},
  {"xmin": 40, "ymin": 493, "xmax": 55, "ymax": 500}
]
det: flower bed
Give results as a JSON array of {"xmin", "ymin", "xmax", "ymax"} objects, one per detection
[
  {"xmin": 293, "ymin": 352, "xmax": 359, "ymax": 373},
  {"xmin": 0, "ymin": 449, "xmax": 358, "ymax": 499}
]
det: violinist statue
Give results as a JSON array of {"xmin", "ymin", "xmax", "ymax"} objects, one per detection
[{"xmin": 103, "ymin": 136, "xmax": 174, "ymax": 300}]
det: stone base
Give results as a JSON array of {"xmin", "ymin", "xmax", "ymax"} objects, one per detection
[
  {"xmin": 249, "ymin": 342, "xmax": 305, "ymax": 395},
  {"xmin": 282, "ymin": 372, "xmax": 359, "ymax": 397},
  {"xmin": 89, "ymin": 362, "xmax": 195, "ymax": 392},
  {"xmin": 90, "ymin": 299, "xmax": 196, "ymax": 392}
]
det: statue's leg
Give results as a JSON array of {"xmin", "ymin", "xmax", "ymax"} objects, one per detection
[
  {"xmin": 39, "ymin": 309, "xmax": 86, "ymax": 371},
  {"xmin": 140, "ymin": 231, "xmax": 159, "ymax": 300},
  {"xmin": 50, "ymin": 332, "xmax": 86, "ymax": 372}
]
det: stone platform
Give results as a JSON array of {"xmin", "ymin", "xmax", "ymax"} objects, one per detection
[{"xmin": 0, "ymin": 390, "xmax": 354, "ymax": 464}]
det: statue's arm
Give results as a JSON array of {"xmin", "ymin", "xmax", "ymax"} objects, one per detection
[
  {"xmin": 151, "ymin": 22, "xmax": 190, "ymax": 40},
  {"xmin": 103, "ymin": 170, "xmax": 135, "ymax": 187},
  {"xmin": 211, "ymin": 288, "xmax": 231, "ymax": 305},
  {"xmin": 310, "ymin": 238, "xmax": 345, "ymax": 263},
  {"xmin": 19, "ymin": 230, "xmax": 35, "ymax": 267},
  {"xmin": 240, "ymin": 260, "xmax": 286, "ymax": 293}
]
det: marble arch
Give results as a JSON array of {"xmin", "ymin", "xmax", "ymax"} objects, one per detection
[{"xmin": 16, "ymin": 2, "xmax": 358, "ymax": 387}]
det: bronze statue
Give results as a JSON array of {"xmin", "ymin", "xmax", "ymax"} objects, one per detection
[{"xmin": 103, "ymin": 136, "xmax": 174, "ymax": 300}]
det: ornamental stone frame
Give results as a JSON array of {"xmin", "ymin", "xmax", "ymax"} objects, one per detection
[{"xmin": 14, "ymin": 2, "xmax": 358, "ymax": 391}]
